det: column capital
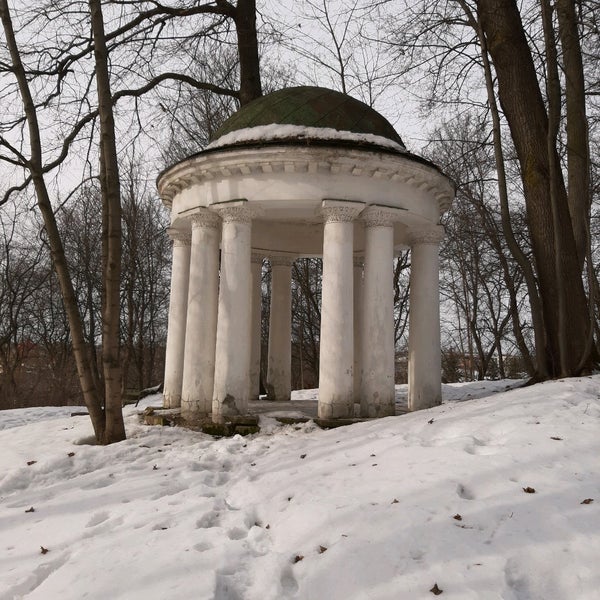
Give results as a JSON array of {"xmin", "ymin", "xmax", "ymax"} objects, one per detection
[
  {"xmin": 409, "ymin": 225, "xmax": 445, "ymax": 245},
  {"xmin": 211, "ymin": 199, "xmax": 263, "ymax": 224},
  {"xmin": 190, "ymin": 210, "xmax": 221, "ymax": 230},
  {"xmin": 362, "ymin": 204, "xmax": 406, "ymax": 228},
  {"xmin": 167, "ymin": 228, "xmax": 191, "ymax": 246},
  {"xmin": 269, "ymin": 254, "xmax": 296, "ymax": 267},
  {"xmin": 320, "ymin": 199, "xmax": 365, "ymax": 223},
  {"xmin": 251, "ymin": 252, "xmax": 264, "ymax": 265}
]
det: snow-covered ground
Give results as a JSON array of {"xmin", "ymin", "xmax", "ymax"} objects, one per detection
[{"xmin": 1, "ymin": 377, "xmax": 599, "ymax": 600}]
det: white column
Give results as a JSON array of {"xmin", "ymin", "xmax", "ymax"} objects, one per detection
[
  {"xmin": 181, "ymin": 211, "xmax": 221, "ymax": 419},
  {"xmin": 408, "ymin": 226, "xmax": 445, "ymax": 411},
  {"xmin": 163, "ymin": 229, "xmax": 191, "ymax": 408},
  {"xmin": 267, "ymin": 256, "xmax": 294, "ymax": 401},
  {"xmin": 212, "ymin": 201, "xmax": 255, "ymax": 422},
  {"xmin": 318, "ymin": 200, "xmax": 364, "ymax": 419},
  {"xmin": 353, "ymin": 255, "xmax": 364, "ymax": 406},
  {"xmin": 360, "ymin": 206, "xmax": 400, "ymax": 417},
  {"xmin": 250, "ymin": 253, "xmax": 263, "ymax": 401}
]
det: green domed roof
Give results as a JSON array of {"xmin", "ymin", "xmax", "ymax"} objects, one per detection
[{"xmin": 211, "ymin": 86, "xmax": 404, "ymax": 147}]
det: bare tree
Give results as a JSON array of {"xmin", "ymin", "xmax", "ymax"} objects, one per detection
[
  {"xmin": 0, "ymin": 0, "xmax": 265, "ymax": 441},
  {"xmin": 120, "ymin": 160, "xmax": 171, "ymax": 393},
  {"xmin": 475, "ymin": 0, "xmax": 596, "ymax": 376}
]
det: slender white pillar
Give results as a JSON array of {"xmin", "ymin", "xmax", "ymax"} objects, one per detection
[
  {"xmin": 318, "ymin": 200, "xmax": 364, "ymax": 419},
  {"xmin": 408, "ymin": 226, "xmax": 445, "ymax": 411},
  {"xmin": 163, "ymin": 229, "xmax": 191, "ymax": 408},
  {"xmin": 212, "ymin": 201, "xmax": 254, "ymax": 422},
  {"xmin": 267, "ymin": 256, "xmax": 294, "ymax": 401},
  {"xmin": 249, "ymin": 254, "xmax": 263, "ymax": 401},
  {"xmin": 353, "ymin": 255, "xmax": 364, "ymax": 406},
  {"xmin": 360, "ymin": 206, "xmax": 400, "ymax": 417},
  {"xmin": 181, "ymin": 211, "xmax": 221, "ymax": 419}
]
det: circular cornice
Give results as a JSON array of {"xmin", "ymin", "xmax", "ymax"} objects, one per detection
[{"xmin": 158, "ymin": 145, "xmax": 454, "ymax": 213}]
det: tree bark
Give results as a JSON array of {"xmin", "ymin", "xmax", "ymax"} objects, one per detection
[
  {"xmin": 234, "ymin": 0, "xmax": 262, "ymax": 104},
  {"xmin": 89, "ymin": 0, "xmax": 126, "ymax": 443},
  {"xmin": 475, "ymin": 0, "xmax": 593, "ymax": 376},
  {"xmin": 556, "ymin": 0, "xmax": 590, "ymax": 267}
]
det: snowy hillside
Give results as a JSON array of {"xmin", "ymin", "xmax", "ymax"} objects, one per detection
[{"xmin": 1, "ymin": 377, "xmax": 599, "ymax": 600}]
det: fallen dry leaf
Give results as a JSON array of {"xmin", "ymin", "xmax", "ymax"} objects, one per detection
[
  {"xmin": 25, "ymin": 507, "xmax": 35, "ymax": 513},
  {"xmin": 430, "ymin": 583, "xmax": 443, "ymax": 595},
  {"xmin": 523, "ymin": 486, "xmax": 536, "ymax": 494},
  {"xmin": 293, "ymin": 555, "xmax": 304, "ymax": 563},
  {"xmin": 452, "ymin": 514, "xmax": 462, "ymax": 521},
  {"xmin": 581, "ymin": 498, "xmax": 594, "ymax": 505},
  {"xmin": 40, "ymin": 546, "xmax": 49, "ymax": 555}
]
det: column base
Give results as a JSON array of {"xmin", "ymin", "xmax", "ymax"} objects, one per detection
[
  {"xmin": 408, "ymin": 383, "xmax": 442, "ymax": 411},
  {"xmin": 318, "ymin": 396, "xmax": 354, "ymax": 419},
  {"xmin": 163, "ymin": 392, "xmax": 181, "ymax": 409},
  {"xmin": 360, "ymin": 395, "xmax": 395, "ymax": 418},
  {"xmin": 212, "ymin": 394, "xmax": 242, "ymax": 423}
]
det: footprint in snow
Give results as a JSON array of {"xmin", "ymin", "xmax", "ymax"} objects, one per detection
[
  {"xmin": 456, "ymin": 483, "xmax": 476, "ymax": 500},
  {"xmin": 85, "ymin": 511, "xmax": 109, "ymax": 527}
]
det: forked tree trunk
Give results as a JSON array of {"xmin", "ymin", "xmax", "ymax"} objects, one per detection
[{"xmin": 475, "ymin": 0, "xmax": 593, "ymax": 376}]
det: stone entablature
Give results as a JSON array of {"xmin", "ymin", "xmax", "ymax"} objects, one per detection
[{"xmin": 158, "ymin": 146, "xmax": 454, "ymax": 215}]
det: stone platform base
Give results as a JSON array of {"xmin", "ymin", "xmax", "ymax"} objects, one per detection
[{"xmin": 142, "ymin": 406, "xmax": 391, "ymax": 437}]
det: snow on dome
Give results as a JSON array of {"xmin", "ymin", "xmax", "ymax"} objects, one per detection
[
  {"xmin": 209, "ymin": 86, "xmax": 406, "ymax": 149},
  {"xmin": 205, "ymin": 124, "xmax": 406, "ymax": 153}
]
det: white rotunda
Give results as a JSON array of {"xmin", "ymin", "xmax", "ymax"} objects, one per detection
[{"xmin": 157, "ymin": 86, "xmax": 454, "ymax": 424}]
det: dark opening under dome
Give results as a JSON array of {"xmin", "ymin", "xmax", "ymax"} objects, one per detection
[{"xmin": 210, "ymin": 86, "xmax": 405, "ymax": 148}]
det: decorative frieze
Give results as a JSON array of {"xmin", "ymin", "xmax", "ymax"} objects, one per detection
[
  {"xmin": 361, "ymin": 205, "xmax": 406, "ymax": 228},
  {"xmin": 167, "ymin": 228, "xmax": 191, "ymax": 246},
  {"xmin": 320, "ymin": 199, "xmax": 365, "ymax": 223},
  {"xmin": 212, "ymin": 202, "xmax": 256, "ymax": 224},
  {"xmin": 158, "ymin": 148, "xmax": 455, "ymax": 215},
  {"xmin": 190, "ymin": 210, "xmax": 221, "ymax": 230},
  {"xmin": 409, "ymin": 226, "xmax": 445, "ymax": 245}
]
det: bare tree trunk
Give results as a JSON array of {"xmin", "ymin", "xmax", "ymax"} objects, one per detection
[
  {"xmin": 0, "ymin": 0, "xmax": 106, "ymax": 437},
  {"xmin": 458, "ymin": 0, "xmax": 547, "ymax": 379},
  {"xmin": 234, "ymin": 0, "xmax": 262, "ymax": 105},
  {"xmin": 541, "ymin": 0, "xmax": 569, "ymax": 376},
  {"xmin": 556, "ymin": 0, "xmax": 596, "ymax": 369},
  {"xmin": 475, "ymin": 0, "xmax": 593, "ymax": 376},
  {"xmin": 89, "ymin": 0, "xmax": 126, "ymax": 443},
  {"xmin": 556, "ymin": 0, "xmax": 590, "ymax": 266}
]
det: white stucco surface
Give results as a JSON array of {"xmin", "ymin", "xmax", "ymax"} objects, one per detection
[{"xmin": 158, "ymin": 120, "xmax": 453, "ymax": 422}]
